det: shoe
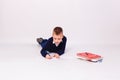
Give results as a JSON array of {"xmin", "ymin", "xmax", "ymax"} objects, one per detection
[{"xmin": 36, "ymin": 37, "xmax": 43, "ymax": 44}]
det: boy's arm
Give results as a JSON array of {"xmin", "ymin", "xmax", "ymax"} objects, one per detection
[
  {"xmin": 41, "ymin": 48, "xmax": 49, "ymax": 57},
  {"xmin": 57, "ymin": 36, "xmax": 67, "ymax": 55},
  {"xmin": 40, "ymin": 39, "xmax": 51, "ymax": 57}
]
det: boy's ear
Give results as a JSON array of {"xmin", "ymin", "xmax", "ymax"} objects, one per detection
[
  {"xmin": 52, "ymin": 32, "xmax": 55, "ymax": 36},
  {"xmin": 61, "ymin": 34, "xmax": 64, "ymax": 39}
]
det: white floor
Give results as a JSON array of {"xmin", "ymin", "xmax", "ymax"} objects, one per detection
[{"xmin": 0, "ymin": 42, "xmax": 120, "ymax": 80}]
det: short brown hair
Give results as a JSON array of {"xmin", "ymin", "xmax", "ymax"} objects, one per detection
[{"xmin": 53, "ymin": 27, "xmax": 63, "ymax": 35}]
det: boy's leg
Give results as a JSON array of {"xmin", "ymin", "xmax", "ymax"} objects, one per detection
[
  {"xmin": 40, "ymin": 39, "xmax": 48, "ymax": 48},
  {"xmin": 36, "ymin": 38, "xmax": 48, "ymax": 48}
]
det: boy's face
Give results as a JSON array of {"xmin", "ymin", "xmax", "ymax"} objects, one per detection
[{"xmin": 52, "ymin": 32, "xmax": 63, "ymax": 45}]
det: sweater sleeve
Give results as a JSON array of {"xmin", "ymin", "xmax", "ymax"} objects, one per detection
[
  {"xmin": 41, "ymin": 49, "xmax": 48, "ymax": 57},
  {"xmin": 40, "ymin": 38, "xmax": 52, "ymax": 57},
  {"xmin": 57, "ymin": 36, "xmax": 67, "ymax": 55}
]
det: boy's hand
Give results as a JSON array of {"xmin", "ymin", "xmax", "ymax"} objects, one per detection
[
  {"xmin": 54, "ymin": 53, "xmax": 60, "ymax": 59},
  {"xmin": 45, "ymin": 54, "xmax": 52, "ymax": 59}
]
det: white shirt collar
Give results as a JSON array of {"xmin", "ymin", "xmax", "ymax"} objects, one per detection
[{"xmin": 53, "ymin": 40, "xmax": 63, "ymax": 47}]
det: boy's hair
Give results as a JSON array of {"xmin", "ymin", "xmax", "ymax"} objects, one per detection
[{"xmin": 53, "ymin": 27, "xmax": 63, "ymax": 35}]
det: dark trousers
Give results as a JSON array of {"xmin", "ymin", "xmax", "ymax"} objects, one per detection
[{"xmin": 39, "ymin": 39, "xmax": 48, "ymax": 48}]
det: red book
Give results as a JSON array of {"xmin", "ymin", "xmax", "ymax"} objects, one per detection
[{"xmin": 77, "ymin": 52, "xmax": 103, "ymax": 62}]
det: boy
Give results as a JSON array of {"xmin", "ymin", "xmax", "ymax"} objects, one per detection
[{"xmin": 36, "ymin": 27, "xmax": 67, "ymax": 59}]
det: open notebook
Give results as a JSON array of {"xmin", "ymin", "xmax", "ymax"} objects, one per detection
[{"xmin": 77, "ymin": 52, "xmax": 103, "ymax": 62}]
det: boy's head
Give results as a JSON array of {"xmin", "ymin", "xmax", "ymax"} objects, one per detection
[{"xmin": 52, "ymin": 27, "xmax": 63, "ymax": 45}]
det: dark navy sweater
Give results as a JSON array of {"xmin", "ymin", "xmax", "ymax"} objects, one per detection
[{"xmin": 41, "ymin": 36, "xmax": 67, "ymax": 57}]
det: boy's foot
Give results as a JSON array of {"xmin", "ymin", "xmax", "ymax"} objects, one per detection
[{"xmin": 36, "ymin": 37, "xmax": 43, "ymax": 44}]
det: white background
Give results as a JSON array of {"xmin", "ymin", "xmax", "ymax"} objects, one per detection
[
  {"xmin": 0, "ymin": 0, "xmax": 120, "ymax": 80},
  {"xmin": 0, "ymin": 0, "xmax": 120, "ymax": 45}
]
